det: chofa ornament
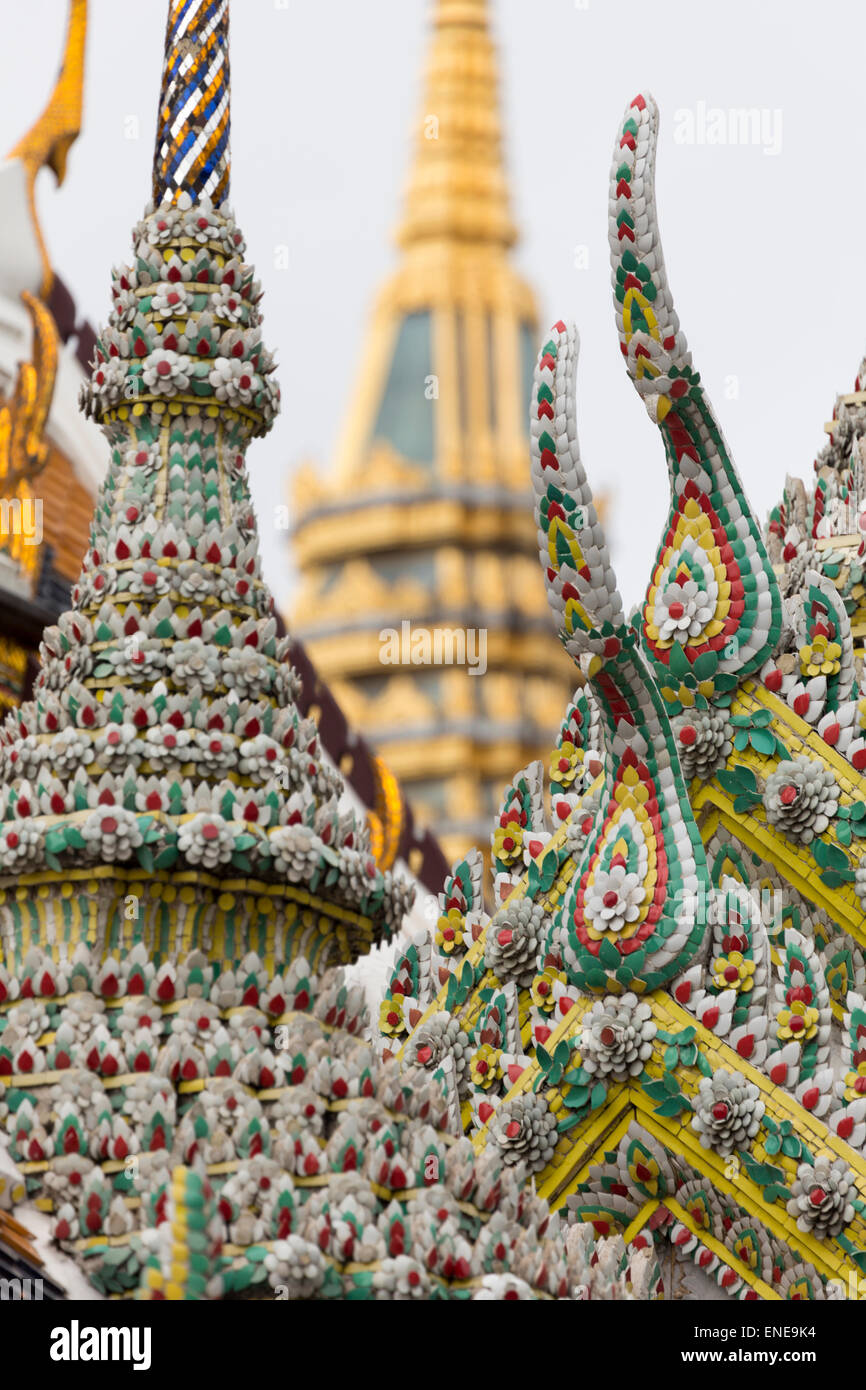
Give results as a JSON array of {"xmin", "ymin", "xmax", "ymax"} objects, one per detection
[{"xmin": 384, "ymin": 80, "xmax": 866, "ymax": 1306}]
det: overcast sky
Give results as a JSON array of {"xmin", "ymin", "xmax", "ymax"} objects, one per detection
[{"xmin": 0, "ymin": 0, "xmax": 859, "ymax": 616}]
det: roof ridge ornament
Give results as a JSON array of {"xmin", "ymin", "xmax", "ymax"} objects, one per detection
[
  {"xmin": 7, "ymin": 0, "xmax": 87, "ymax": 296},
  {"xmin": 530, "ymin": 322, "xmax": 710, "ymax": 992},
  {"xmin": 609, "ymin": 92, "xmax": 782, "ymax": 716}
]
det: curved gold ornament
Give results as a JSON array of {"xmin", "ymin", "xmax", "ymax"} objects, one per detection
[
  {"xmin": 7, "ymin": 0, "xmax": 87, "ymax": 297},
  {"xmin": 367, "ymin": 755, "xmax": 405, "ymax": 873},
  {"xmin": 0, "ymin": 290, "xmax": 60, "ymax": 494}
]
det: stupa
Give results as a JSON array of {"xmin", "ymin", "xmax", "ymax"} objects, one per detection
[{"xmin": 0, "ymin": 3, "xmax": 447, "ymax": 914}]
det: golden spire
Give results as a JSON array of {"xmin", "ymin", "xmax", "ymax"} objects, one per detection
[
  {"xmin": 291, "ymin": 0, "xmax": 575, "ymax": 866},
  {"xmin": 397, "ymin": 0, "xmax": 517, "ymax": 249},
  {"xmin": 8, "ymin": 0, "xmax": 87, "ymax": 296}
]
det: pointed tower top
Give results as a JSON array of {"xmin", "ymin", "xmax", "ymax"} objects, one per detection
[
  {"xmin": 397, "ymin": 0, "xmax": 517, "ymax": 249},
  {"xmin": 152, "ymin": 0, "xmax": 231, "ymax": 208}
]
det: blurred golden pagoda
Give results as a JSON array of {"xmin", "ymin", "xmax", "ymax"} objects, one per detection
[{"xmin": 290, "ymin": 0, "xmax": 575, "ymax": 864}]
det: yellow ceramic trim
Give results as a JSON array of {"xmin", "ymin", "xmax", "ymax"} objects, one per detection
[
  {"xmin": 634, "ymin": 1105, "xmax": 853, "ymax": 1285},
  {"xmin": 622, "ymin": 1197, "xmax": 660, "ymax": 1245},
  {"xmin": 664, "ymin": 1195, "xmax": 779, "ymax": 1300},
  {"xmin": 538, "ymin": 1099, "xmax": 634, "ymax": 1210},
  {"xmin": 693, "ymin": 679, "xmax": 866, "ymax": 946}
]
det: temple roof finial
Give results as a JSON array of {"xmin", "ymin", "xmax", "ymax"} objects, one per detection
[
  {"xmin": 609, "ymin": 92, "xmax": 781, "ymax": 714},
  {"xmin": 529, "ymin": 321, "xmax": 710, "ymax": 994},
  {"xmin": 7, "ymin": 0, "xmax": 87, "ymax": 295},
  {"xmin": 152, "ymin": 0, "xmax": 231, "ymax": 208}
]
